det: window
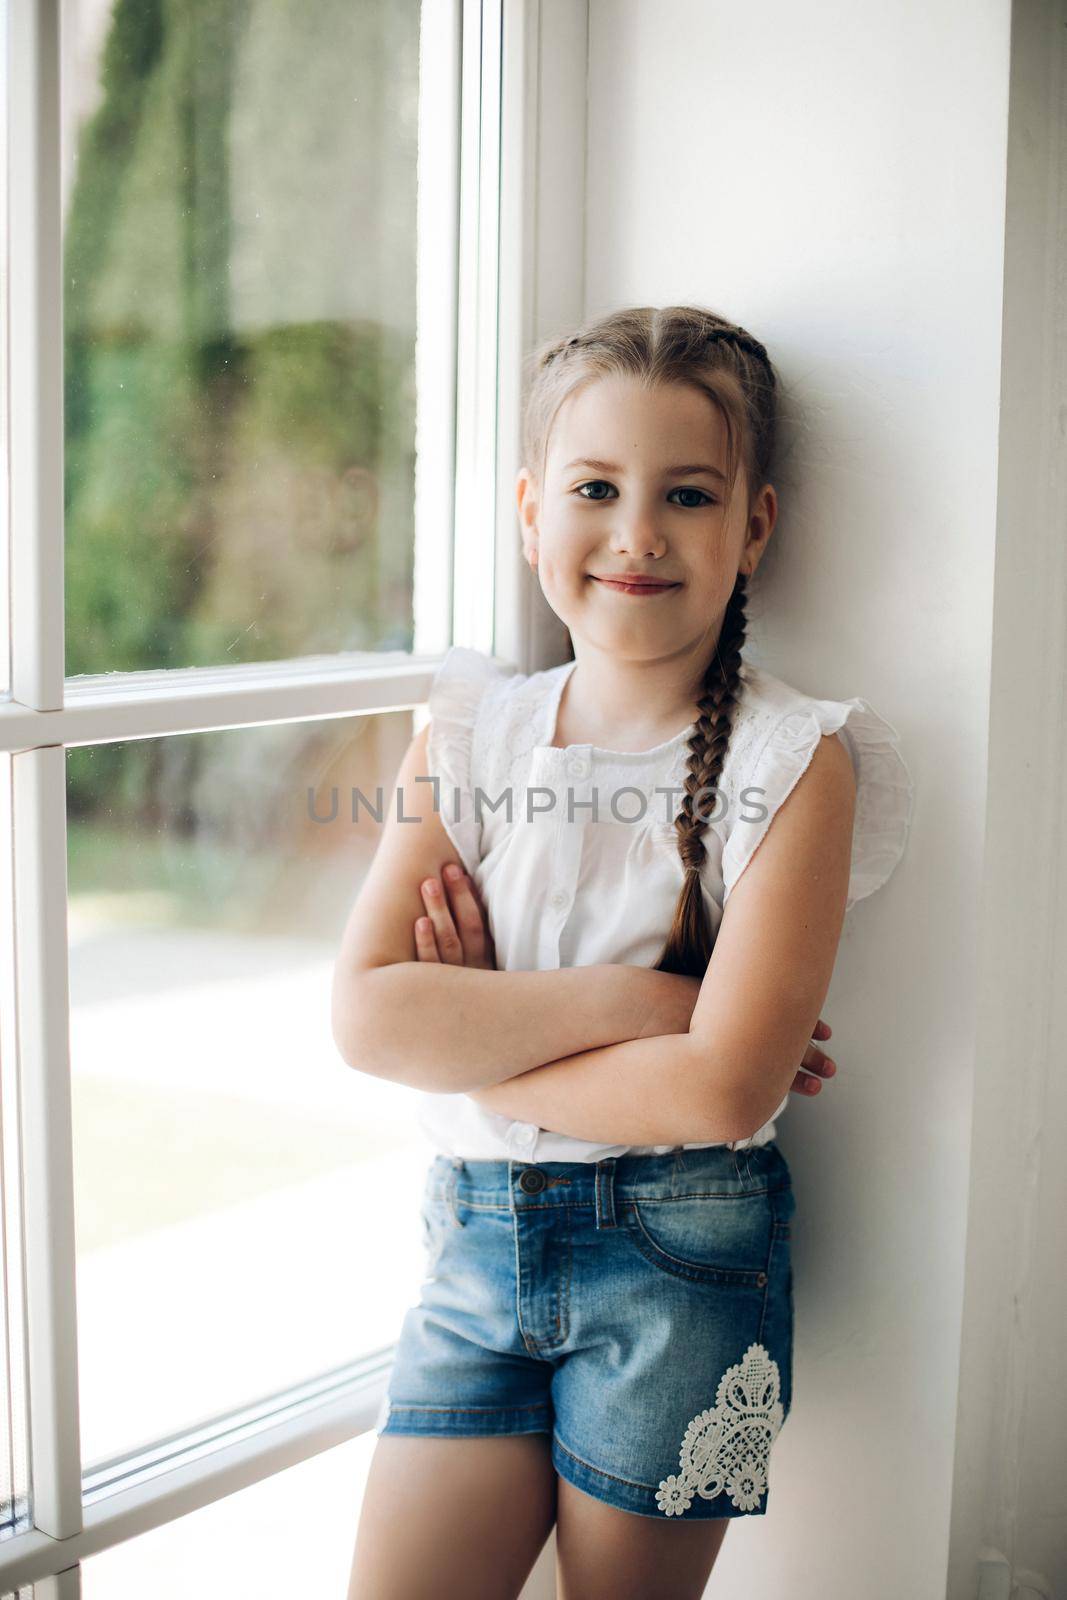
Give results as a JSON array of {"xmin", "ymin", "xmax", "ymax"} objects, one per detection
[{"xmin": 0, "ymin": 0, "xmax": 520, "ymax": 1588}]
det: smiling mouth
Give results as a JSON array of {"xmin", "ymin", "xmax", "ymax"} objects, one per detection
[{"xmin": 592, "ymin": 576, "xmax": 681, "ymax": 593}]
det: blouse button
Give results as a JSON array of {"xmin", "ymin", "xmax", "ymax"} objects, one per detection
[
  {"xmin": 566, "ymin": 754, "xmax": 590, "ymax": 778},
  {"xmin": 549, "ymin": 889, "xmax": 568, "ymax": 910}
]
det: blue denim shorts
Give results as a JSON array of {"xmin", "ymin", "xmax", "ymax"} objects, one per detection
[{"xmin": 376, "ymin": 1142, "xmax": 795, "ymax": 1520}]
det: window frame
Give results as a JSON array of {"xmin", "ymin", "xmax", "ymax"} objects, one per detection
[{"xmin": 0, "ymin": 0, "xmax": 588, "ymax": 1586}]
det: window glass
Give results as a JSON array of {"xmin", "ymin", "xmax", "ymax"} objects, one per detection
[
  {"xmin": 0, "ymin": 0, "xmax": 9, "ymax": 697},
  {"xmin": 81, "ymin": 1431, "xmax": 376, "ymax": 1597},
  {"xmin": 68, "ymin": 710, "xmax": 434, "ymax": 1469},
  {"xmin": 62, "ymin": 0, "xmax": 421, "ymax": 675},
  {"xmin": 0, "ymin": 754, "xmax": 31, "ymax": 1540}
]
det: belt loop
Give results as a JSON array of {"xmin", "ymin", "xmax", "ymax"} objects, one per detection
[
  {"xmin": 446, "ymin": 1159, "xmax": 464, "ymax": 1227},
  {"xmin": 594, "ymin": 1156, "xmax": 618, "ymax": 1229}
]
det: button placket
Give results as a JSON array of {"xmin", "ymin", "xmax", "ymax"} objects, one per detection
[
  {"xmin": 555, "ymin": 750, "xmax": 594, "ymax": 962},
  {"xmin": 507, "ymin": 1121, "xmax": 540, "ymax": 1160},
  {"xmin": 531, "ymin": 745, "xmax": 593, "ymax": 967}
]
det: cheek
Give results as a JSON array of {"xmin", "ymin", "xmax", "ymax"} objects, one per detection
[{"xmin": 538, "ymin": 545, "xmax": 588, "ymax": 592}]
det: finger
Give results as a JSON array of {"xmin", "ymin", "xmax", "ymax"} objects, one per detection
[
  {"xmin": 414, "ymin": 916, "xmax": 441, "ymax": 962},
  {"xmin": 799, "ymin": 1042, "xmax": 836, "ymax": 1077},
  {"xmin": 811, "ymin": 1018, "xmax": 832, "ymax": 1040},
  {"xmin": 790, "ymin": 1069, "xmax": 823, "ymax": 1096},
  {"xmin": 442, "ymin": 861, "xmax": 492, "ymax": 927},
  {"xmin": 419, "ymin": 877, "xmax": 465, "ymax": 965},
  {"xmin": 441, "ymin": 865, "xmax": 491, "ymax": 960}
]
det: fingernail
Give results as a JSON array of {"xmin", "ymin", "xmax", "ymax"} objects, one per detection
[
  {"xmin": 423, "ymin": 878, "xmax": 438, "ymax": 895},
  {"xmin": 824, "ymin": 1061, "xmax": 836, "ymax": 1075},
  {"xmin": 444, "ymin": 864, "xmax": 461, "ymax": 880}
]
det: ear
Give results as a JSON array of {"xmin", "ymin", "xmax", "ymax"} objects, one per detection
[
  {"xmin": 516, "ymin": 467, "xmax": 540, "ymax": 566},
  {"xmin": 741, "ymin": 481, "xmax": 777, "ymax": 577}
]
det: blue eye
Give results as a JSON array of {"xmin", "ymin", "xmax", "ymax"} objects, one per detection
[{"xmin": 573, "ymin": 481, "xmax": 715, "ymax": 508}]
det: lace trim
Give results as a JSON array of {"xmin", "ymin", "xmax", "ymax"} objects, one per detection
[
  {"xmin": 655, "ymin": 1342, "xmax": 784, "ymax": 1516},
  {"xmin": 720, "ymin": 687, "xmax": 914, "ymax": 910},
  {"xmin": 426, "ymin": 646, "xmax": 517, "ymax": 874}
]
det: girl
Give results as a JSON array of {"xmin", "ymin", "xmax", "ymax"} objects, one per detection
[{"xmin": 334, "ymin": 304, "xmax": 914, "ymax": 1600}]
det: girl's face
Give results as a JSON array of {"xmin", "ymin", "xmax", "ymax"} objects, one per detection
[{"xmin": 516, "ymin": 374, "xmax": 776, "ymax": 666}]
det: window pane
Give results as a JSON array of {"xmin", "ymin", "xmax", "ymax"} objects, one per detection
[
  {"xmin": 0, "ymin": 0, "xmax": 9, "ymax": 698},
  {"xmin": 82, "ymin": 1432, "xmax": 375, "ymax": 1597},
  {"xmin": 0, "ymin": 754, "xmax": 31, "ymax": 1539},
  {"xmin": 62, "ymin": 0, "xmax": 422, "ymax": 676},
  {"xmin": 68, "ymin": 711, "xmax": 435, "ymax": 1470}
]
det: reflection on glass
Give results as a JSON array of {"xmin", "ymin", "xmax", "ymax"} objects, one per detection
[
  {"xmin": 62, "ymin": 0, "xmax": 421, "ymax": 675},
  {"xmin": 68, "ymin": 710, "xmax": 436, "ymax": 1470}
]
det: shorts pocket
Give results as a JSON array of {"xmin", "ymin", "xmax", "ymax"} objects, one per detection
[{"xmin": 622, "ymin": 1189, "xmax": 776, "ymax": 1288}]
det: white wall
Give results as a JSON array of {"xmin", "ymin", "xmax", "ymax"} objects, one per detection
[
  {"xmin": 577, "ymin": 3, "xmax": 1050, "ymax": 1597},
  {"xmin": 947, "ymin": 4, "xmax": 1067, "ymax": 1598}
]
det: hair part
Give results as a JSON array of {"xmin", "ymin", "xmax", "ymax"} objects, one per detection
[{"xmin": 520, "ymin": 304, "xmax": 779, "ymax": 977}]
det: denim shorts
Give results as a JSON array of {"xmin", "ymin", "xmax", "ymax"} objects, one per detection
[{"xmin": 376, "ymin": 1142, "xmax": 795, "ymax": 1520}]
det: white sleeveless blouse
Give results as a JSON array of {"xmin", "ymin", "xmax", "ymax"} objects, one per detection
[{"xmin": 415, "ymin": 646, "xmax": 914, "ymax": 1163}]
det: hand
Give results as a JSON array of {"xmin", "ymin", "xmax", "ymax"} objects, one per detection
[
  {"xmin": 794, "ymin": 1017, "xmax": 836, "ymax": 1098},
  {"xmin": 414, "ymin": 863, "xmax": 498, "ymax": 971}
]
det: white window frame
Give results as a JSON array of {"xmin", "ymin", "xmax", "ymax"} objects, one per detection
[{"xmin": 0, "ymin": 0, "xmax": 587, "ymax": 1586}]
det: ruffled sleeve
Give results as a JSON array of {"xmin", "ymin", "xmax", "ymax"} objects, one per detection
[
  {"xmin": 425, "ymin": 645, "xmax": 516, "ymax": 876},
  {"xmin": 721, "ymin": 695, "xmax": 915, "ymax": 912}
]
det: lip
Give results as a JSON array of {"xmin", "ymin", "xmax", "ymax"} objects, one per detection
[{"xmin": 592, "ymin": 575, "xmax": 681, "ymax": 594}]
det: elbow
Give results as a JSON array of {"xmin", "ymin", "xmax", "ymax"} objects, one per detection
[
  {"xmin": 332, "ymin": 964, "xmax": 446, "ymax": 1090},
  {"xmin": 331, "ymin": 965, "xmax": 386, "ymax": 1077},
  {"xmin": 682, "ymin": 1041, "xmax": 781, "ymax": 1146},
  {"xmin": 722, "ymin": 1095, "xmax": 771, "ymax": 1146},
  {"xmin": 723, "ymin": 1075, "xmax": 792, "ymax": 1145},
  {"xmin": 698, "ymin": 1089, "xmax": 764, "ymax": 1147}
]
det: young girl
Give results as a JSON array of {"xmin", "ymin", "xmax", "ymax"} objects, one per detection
[{"xmin": 334, "ymin": 304, "xmax": 914, "ymax": 1599}]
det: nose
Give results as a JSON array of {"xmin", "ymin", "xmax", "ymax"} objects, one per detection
[{"xmin": 608, "ymin": 509, "xmax": 669, "ymax": 560}]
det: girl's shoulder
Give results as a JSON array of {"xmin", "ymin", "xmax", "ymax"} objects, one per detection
[
  {"xmin": 723, "ymin": 658, "xmax": 916, "ymax": 912},
  {"xmin": 425, "ymin": 646, "xmax": 563, "ymax": 874},
  {"xmin": 426, "ymin": 644, "xmax": 520, "ymax": 715}
]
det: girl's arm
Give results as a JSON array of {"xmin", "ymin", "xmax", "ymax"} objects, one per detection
[
  {"xmin": 340, "ymin": 961, "xmax": 699, "ymax": 1092},
  {"xmin": 470, "ymin": 1032, "xmax": 750, "ymax": 1147},
  {"xmin": 331, "ymin": 721, "xmax": 699, "ymax": 1091},
  {"xmin": 469, "ymin": 734, "xmax": 856, "ymax": 1146}
]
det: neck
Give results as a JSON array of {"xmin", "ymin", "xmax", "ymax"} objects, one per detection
[{"xmin": 557, "ymin": 644, "xmax": 719, "ymax": 746}]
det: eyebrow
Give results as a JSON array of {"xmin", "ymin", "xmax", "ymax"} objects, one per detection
[{"xmin": 562, "ymin": 456, "xmax": 727, "ymax": 484}]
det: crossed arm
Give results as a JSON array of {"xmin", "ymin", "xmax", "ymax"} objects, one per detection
[
  {"xmin": 331, "ymin": 722, "xmax": 852, "ymax": 1148},
  {"xmin": 402, "ymin": 864, "xmax": 837, "ymax": 1147}
]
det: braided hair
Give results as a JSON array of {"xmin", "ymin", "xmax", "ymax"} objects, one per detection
[{"xmin": 520, "ymin": 306, "xmax": 779, "ymax": 978}]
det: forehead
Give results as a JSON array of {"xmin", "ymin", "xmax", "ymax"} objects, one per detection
[{"xmin": 546, "ymin": 374, "xmax": 729, "ymax": 473}]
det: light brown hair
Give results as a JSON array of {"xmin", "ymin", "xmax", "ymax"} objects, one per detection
[{"xmin": 520, "ymin": 304, "xmax": 779, "ymax": 977}]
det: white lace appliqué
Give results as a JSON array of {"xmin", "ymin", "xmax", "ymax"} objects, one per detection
[{"xmin": 655, "ymin": 1342, "xmax": 784, "ymax": 1517}]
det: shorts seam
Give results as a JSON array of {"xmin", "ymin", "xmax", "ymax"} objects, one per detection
[
  {"xmin": 385, "ymin": 1402, "xmax": 551, "ymax": 1415},
  {"xmin": 428, "ymin": 1188, "xmax": 780, "ymax": 1215},
  {"xmin": 552, "ymin": 1429, "xmax": 656, "ymax": 1493}
]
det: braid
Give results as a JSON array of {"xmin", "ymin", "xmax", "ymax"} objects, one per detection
[
  {"xmin": 701, "ymin": 325, "xmax": 777, "ymax": 389},
  {"xmin": 544, "ymin": 334, "xmax": 582, "ymax": 367},
  {"xmin": 652, "ymin": 571, "xmax": 750, "ymax": 978}
]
